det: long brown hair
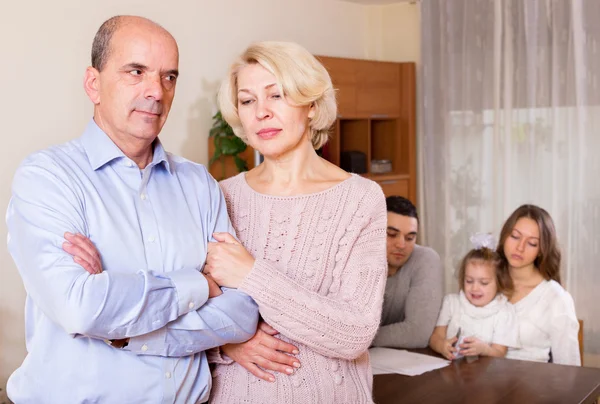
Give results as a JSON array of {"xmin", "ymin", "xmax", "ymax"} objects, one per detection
[
  {"xmin": 458, "ymin": 247, "xmax": 512, "ymax": 296},
  {"xmin": 497, "ymin": 204, "xmax": 562, "ymax": 284}
]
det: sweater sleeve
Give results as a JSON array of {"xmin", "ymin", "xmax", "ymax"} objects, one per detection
[
  {"xmin": 549, "ymin": 290, "xmax": 581, "ymax": 366},
  {"xmin": 238, "ymin": 185, "xmax": 387, "ymax": 361},
  {"xmin": 371, "ymin": 248, "xmax": 444, "ymax": 348}
]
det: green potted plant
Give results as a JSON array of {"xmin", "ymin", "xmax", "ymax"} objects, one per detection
[{"xmin": 209, "ymin": 111, "xmax": 248, "ymax": 179}]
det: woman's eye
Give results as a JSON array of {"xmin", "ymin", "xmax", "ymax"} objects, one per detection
[
  {"xmin": 510, "ymin": 234, "xmax": 519, "ymax": 240},
  {"xmin": 271, "ymin": 94, "xmax": 281, "ymax": 99},
  {"xmin": 240, "ymin": 99, "xmax": 253, "ymax": 106},
  {"xmin": 528, "ymin": 243, "xmax": 538, "ymax": 248}
]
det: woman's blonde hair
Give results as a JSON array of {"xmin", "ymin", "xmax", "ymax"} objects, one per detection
[{"xmin": 218, "ymin": 41, "xmax": 337, "ymax": 149}]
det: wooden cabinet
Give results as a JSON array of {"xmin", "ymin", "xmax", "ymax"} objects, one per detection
[
  {"xmin": 318, "ymin": 56, "xmax": 416, "ymax": 203},
  {"xmin": 208, "ymin": 56, "xmax": 417, "ymax": 203}
]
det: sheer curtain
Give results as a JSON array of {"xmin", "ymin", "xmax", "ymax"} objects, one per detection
[{"xmin": 419, "ymin": 0, "xmax": 600, "ymax": 363}]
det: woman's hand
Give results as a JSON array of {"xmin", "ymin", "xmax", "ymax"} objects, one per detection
[
  {"xmin": 62, "ymin": 232, "xmax": 103, "ymax": 274},
  {"xmin": 205, "ymin": 232, "xmax": 255, "ymax": 288},
  {"xmin": 222, "ymin": 322, "xmax": 301, "ymax": 382},
  {"xmin": 459, "ymin": 337, "xmax": 490, "ymax": 356}
]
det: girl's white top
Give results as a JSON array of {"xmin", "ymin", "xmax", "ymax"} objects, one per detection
[
  {"xmin": 506, "ymin": 279, "xmax": 580, "ymax": 366},
  {"xmin": 437, "ymin": 291, "xmax": 519, "ymax": 348}
]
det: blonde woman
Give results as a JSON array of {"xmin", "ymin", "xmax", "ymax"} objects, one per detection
[{"xmin": 204, "ymin": 41, "xmax": 388, "ymax": 403}]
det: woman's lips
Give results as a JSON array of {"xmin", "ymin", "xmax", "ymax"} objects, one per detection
[{"xmin": 256, "ymin": 128, "xmax": 281, "ymax": 139}]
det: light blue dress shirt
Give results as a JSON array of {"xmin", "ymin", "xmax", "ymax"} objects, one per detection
[{"xmin": 6, "ymin": 120, "xmax": 259, "ymax": 403}]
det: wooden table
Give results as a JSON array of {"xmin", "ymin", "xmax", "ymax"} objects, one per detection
[{"xmin": 373, "ymin": 349, "xmax": 600, "ymax": 404}]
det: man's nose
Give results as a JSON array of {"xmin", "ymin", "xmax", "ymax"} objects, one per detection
[{"xmin": 144, "ymin": 74, "xmax": 164, "ymax": 101}]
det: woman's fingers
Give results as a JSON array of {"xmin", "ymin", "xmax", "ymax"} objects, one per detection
[
  {"xmin": 261, "ymin": 332, "xmax": 299, "ymax": 355},
  {"xmin": 242, "ymin": 362, "xmax": 276, "ymax": 383},
  {"xmin": 259, "ymin": 322, "xmax": 279, "ymax": 336},
  {"xmin": 212, "ymin": 232, "xmax": 238, "ymax": 244},
  {"xmin": 254, "ymin": 354, "xmax": 295, "ymax": 376}
]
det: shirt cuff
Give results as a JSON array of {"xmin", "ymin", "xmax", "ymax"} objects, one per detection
[{"xmin": 169, "ymin": 269, "xmax": 209, "ymax": 316}]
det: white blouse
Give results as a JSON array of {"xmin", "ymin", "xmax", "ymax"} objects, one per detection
[
  {"xmin": 506, "ymin": 280, "xmax": 581, "ymax": 366},
  {"xmin": 436, "ymin": 291, "xmax": 519, "ymax": 348}
]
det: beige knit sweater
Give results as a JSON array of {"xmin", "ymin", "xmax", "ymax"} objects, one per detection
[{"xmin": 209, "ymin": 173, "xmax": 387, "ymax": 404}]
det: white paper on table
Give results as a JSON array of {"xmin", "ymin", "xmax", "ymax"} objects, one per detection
[{"xmin": 369, "ymin": 347, "xmax": 450, "ymax": 376}]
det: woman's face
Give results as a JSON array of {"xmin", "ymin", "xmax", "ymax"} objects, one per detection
[
  {"xmin": 236, "ymin": 63, "xmax": 314, "ymax": 159},
  {"xmin": 503, "ymin": 217, "xmax": 540, "ymax": 269}
]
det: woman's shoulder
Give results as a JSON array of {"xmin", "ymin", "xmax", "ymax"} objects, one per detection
[
  {"xmin": 218, "ymin": 172, "xmax": 246, "ymax": 194},
  {"xmin": 344, "ymin": 175, "xmax": 386, "ymax": 206},
  {"xmin": 543, "ymin": 280, "xmax": 577, "ymax": 312},
  {"xmin": 541, "ymin": 279, "xmax": 573, "ymax": 301}
]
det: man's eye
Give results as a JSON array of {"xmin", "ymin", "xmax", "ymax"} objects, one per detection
[
  {"xmin": 165, "ymin": 75, "xmax": 177, "ymax": 82},
  {"xmin": 130, "ymin": 70, "xmax": 142, "ymax": 76}
]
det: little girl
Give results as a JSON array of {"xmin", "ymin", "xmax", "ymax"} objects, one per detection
[{"xmin": 429, "ymin": 234, "xmax": 519, "ymax": 360}]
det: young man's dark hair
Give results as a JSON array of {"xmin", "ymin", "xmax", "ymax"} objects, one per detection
[{"xmin": 386, "ymin": 196, "xmax": 419, "ymax": 223}]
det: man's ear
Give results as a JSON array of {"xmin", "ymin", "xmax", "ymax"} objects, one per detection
[{"xmin": 83, "ymin": 66, "xmax": 101, "ymax": 105}]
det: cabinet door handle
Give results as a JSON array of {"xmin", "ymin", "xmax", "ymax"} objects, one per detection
[
  {"xmin": 371, "ymin": 114, "xmax": 389, "ymax": 119},
  {"xmin": 379, "ymin": 180, "xmax": 398, "ymax": 185}
]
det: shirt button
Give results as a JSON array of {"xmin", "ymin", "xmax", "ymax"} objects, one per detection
[
  {"xmin": 141, "ymin": 344, "xmax": 148, "ymax": 352},
  {"xmin": 292, "ymin": 379, "xmax": 301, "ymax": 388},
  {"xmin": 331, "ymin": 362, "xmax": 339, "ymax": 372},
  {"xmin": 148, "ymin": 236, "xmax": 156, "ymax": 243},
  {"xmin": 126, "ymin": 161, "xmax": 134, "ymax": 167},
  {"xmin": 188, "ymin": 302, "xmax": 195, "ymax": 310},
  {"xmin": 165, "ymin": 372, "xmax": 171, "ymax": 379},
  {"xmin": 140, "ymin": 194, "xmax": 147, "ymax": 200}
]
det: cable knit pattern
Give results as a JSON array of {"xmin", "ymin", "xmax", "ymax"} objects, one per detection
[{"xmin": 209, "ymin": 173, "xmax": 387, "ymax": 404}]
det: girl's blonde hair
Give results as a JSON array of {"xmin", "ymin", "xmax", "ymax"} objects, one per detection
[
  {"xmin": 458, "ymin": 247, "xmax": 512, "ymax": 296},
  {"xmin": 218, "ymin": 41, "xmax": 337, "ymax": 149}
]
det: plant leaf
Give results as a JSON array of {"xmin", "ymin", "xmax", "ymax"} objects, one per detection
[{"xmin": 234, "ymin": 155, "xmax": 249, "ymax": 172}]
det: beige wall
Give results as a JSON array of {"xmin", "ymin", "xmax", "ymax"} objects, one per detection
[
  {"xmin": 367, "ymin": 2, "xmax": 421, "ymax": 63},
  {"xmin": 0, "ymin": 0, "xmax": 419, "ymax": 395}
]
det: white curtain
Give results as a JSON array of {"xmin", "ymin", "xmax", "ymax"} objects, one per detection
[{"xmin": 419, "ymin": 0, "xmax": 600, "ymax": 360}]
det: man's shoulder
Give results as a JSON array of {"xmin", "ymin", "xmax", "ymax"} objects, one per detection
[
  {"xmin": 411, "ymin": 244, "xmax": 442, "ymax": 263},
  {"xmin": 166, "ymin": 153, "xmax": 215, "ymax": 182},
  {"xmin": 18, "ymin": 139, "xmax": 84, "ymax": 175}
]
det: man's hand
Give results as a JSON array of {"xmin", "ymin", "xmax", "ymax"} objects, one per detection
[
  {"xmin": 222, "ymin": 321, "xmax": 300, "ymax": 382},
  {"xmin": 204, "ymin": 273, "xmax": 223, "ymax": 298},
  {"xmin": 63, "ymin": 232, "xmax": 103, "ymax": 274}
]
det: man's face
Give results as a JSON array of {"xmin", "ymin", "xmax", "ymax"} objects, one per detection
[
  {"xmin": 386, "ymin": 212, "xmax": 418, "ymax": 271},
  {"xmin": 87, "ymin": 22, "xmax": 179, "ymax": 144}
]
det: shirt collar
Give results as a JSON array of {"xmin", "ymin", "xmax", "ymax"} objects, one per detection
[{"xmin": 81, "ymin": 119, "xmax": 173, "ymax": 174}]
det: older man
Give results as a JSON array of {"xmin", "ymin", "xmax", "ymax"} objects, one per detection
[
  {"xmin": 6, "ymin": 16, "xmax": 258, "ymax": 403},
  {"xmin": 371, "ymin": 196, "xmax": 443, "ymax": 348}
]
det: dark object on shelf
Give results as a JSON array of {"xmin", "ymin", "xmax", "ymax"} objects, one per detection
[{"xmin": 340, "ymin": 151, "xmax": 367, "ymax": 174}]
